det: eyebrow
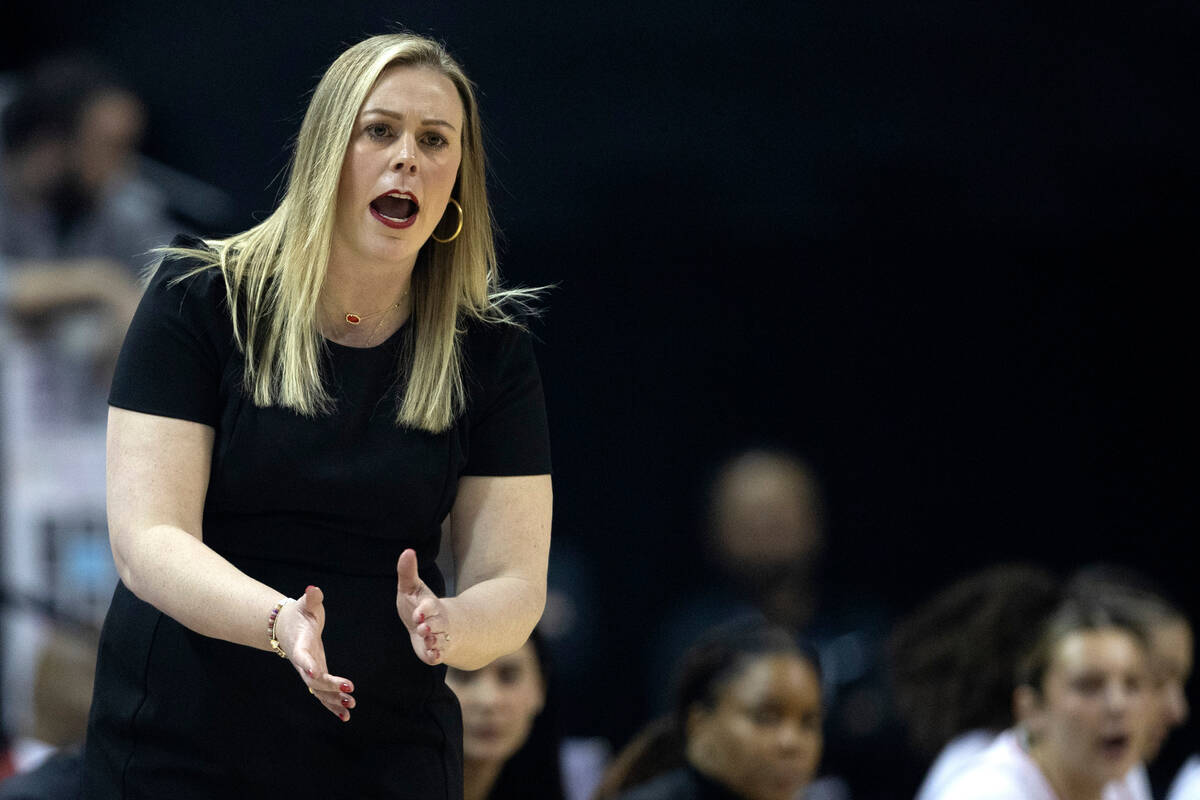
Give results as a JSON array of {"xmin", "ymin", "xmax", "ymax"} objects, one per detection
[{"xmin": 362, "ymin": 108, "xmax": 458, "ymax": 131}]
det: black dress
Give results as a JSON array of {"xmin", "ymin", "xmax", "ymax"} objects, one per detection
[{"xmin": 81, "ymin": 239, "xmax": 552, "ymax": 799}]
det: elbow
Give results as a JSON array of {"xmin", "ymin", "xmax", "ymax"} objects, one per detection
[
  {"xmin": 519, "ymin": 579, "xmax": 547, "ymax": 641},
  {"xmin": 109, "ymin": 524, "xmax": 145, "ymax": 599}
]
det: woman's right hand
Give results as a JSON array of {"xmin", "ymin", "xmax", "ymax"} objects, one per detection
[{"xmin": 274, "ymin": 585, "xmax": 356, "ymax": 722}]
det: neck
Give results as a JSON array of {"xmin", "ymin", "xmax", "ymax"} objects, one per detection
[
  {"xmin": 463, "ymin": 757, "xmax": 504, "ymax": 800},
  {"xmin": 1029, "ymin": 744, "xmax": 1105, "ymax": 800},
  {"xmin": 320, "ymin": 256, "xmax": 415, "ymax": 347},
  {"xmin": 322, "ymin": 262, "xmax": 415, "ymax": 314}
]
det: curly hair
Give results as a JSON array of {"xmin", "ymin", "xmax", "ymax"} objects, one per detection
[{"xmin": 888, "ymin": 564, "xmax": 1060, "ymax": 756}]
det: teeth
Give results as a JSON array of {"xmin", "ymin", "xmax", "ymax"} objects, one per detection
[{"xmin": 378, "ymin": 212, "xmax": 411, "ymax": 222}]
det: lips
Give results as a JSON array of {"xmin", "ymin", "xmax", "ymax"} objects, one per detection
[{"xmin": 370, "ymin": 190, "xmax": 418, "ymax": 229}]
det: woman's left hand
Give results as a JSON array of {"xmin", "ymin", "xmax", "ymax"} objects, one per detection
[{"xmin": 396, "ymin": 548, "xmax": 452, "ymax": 665}]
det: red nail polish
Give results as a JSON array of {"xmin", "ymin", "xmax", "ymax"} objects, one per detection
[
  {"xmin": 306, "ymin": 585, "xmax": 315, "ymax": 592},
  {"xmin": 419, "ymin": 612, "xmax": 425, "ymax": 623},
  {"xmin": 305, "ymin": 668, "xmax": 313, "ymax": 677},
  {"xmin": 341, "ymin": 697, "xmax": 351, "ymax": 707},
  {"xmin": 341, "ymin": 682, "xmax": 352, "ymax": 693}
]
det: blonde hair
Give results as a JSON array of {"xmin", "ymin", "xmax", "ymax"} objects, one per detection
[{"xmin": 160, "ymin": 32, "xmax": 532, "ymax": 432}]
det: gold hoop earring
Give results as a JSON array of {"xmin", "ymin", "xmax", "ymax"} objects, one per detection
[{"xmin": 431, "ymin": 198, "xmax": 463, "ymax": 243}]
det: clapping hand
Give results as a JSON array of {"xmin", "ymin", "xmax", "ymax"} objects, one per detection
[
  {"xmin": 276, "ymin": 584, "xmax": 357, "ymax": 722},
  {"xmin": 396, "ymin": 549, "xmax": 453, "ymax": 665}
]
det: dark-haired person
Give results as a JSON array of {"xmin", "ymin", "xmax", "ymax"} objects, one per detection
[
  {"xmin": 81, "ymin": 31, "xmax": 551, "ymax": 798},
  {"xmin": 599, "ymin": 621, "xmax": 823, "ymax": 800},
  {"xmin": 447, "ymin": 629, "xmax": 566, "ymax": 800},
  {"xmin": 891, "ymin": 563, "xmax": 1061, "ymax": 800},
  {"xmin": 936, "ymin": 598, "xmax": 1151, "ymax": 800}
]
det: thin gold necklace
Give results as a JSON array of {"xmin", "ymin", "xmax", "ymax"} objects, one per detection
[
  {"xmin": 342, "ymin": 295, "xmax": 405, "ymax": 326},
  {"xmin": 364, "ymin": 296, "xmax": 407, "ymax": 346}
]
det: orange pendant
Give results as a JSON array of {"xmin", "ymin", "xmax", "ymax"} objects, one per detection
[{"xmin": 346, "ymin": 314, "xmax": 361, "ymax": 324}]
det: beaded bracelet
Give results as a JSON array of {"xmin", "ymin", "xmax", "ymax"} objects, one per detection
[{"xmin": 267, "ymin": 598, "xmax": 294, "ymax": 658}]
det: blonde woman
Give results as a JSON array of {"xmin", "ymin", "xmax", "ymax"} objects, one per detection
[{"xmin": 81, "ymin": 32, "xmax": 552, "ymax": 798}]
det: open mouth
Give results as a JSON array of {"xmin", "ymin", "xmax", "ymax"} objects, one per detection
[
  {"xmin": 370, "ymin": 191, "xmax": 418, "ymax": 229},
  {"xmin": 1098, "ymin": 733, "xmax": 1131, "ymax": 760}
]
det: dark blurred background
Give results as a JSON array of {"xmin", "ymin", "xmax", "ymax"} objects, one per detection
[{"xmin": 2, "ymin": 2, "xmax": 1195, "ymax": 797}]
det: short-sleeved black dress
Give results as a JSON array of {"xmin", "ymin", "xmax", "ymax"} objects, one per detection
[{"xmin": 81, "ymin": 237, "xmax": 551, "ymax": 799}]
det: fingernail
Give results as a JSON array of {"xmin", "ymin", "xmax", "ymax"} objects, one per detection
[
  {"xmin": 341, "ymin": 682, "xmax": 352, "ymax": 693},
  {"xmin": 419, "ymin": 612, "xmax": 425, "ymax": 623},
  {"xmin": 340, "ymin": 711, "xmax": 349, "ymax": 722},
  {"xmin": 305, "ymin": 668, "xmax": 313, "ymax": 677},
  {"xmin": 306, "ymin": 585, "xmax": 315, "ymax": 592},
  {"xmin": 341, "ymin": 697, "xmax": 351, "ymax": 707}
]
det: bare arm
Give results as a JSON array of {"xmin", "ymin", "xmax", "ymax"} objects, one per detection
[
  {"xmin": 397, "ymin": 474, "xmax": 551, "ymax": 670},
  {"xmin": 7, "ymin": 258, "xmax": 141, "ymax": 320},
  {"xmin": 107, "ymin": 406, "xmax": 356, "ymax": 719},
  {"xmin": 109, "ymin": 406, "xmax": 268, "ymax": 646}
]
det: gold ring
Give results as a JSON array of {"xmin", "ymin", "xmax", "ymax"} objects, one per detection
[{"xmin": 308, "ymin": 687, "xmax": 315, "ymax": 695}]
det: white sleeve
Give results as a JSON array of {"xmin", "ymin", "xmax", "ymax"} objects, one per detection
[{"xmin": 1167, "ymin": 756, "xmax": 1200, "ymax": 800}]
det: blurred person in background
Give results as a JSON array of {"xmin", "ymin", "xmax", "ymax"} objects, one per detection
[
  {"xmin": 0, "ymin": 626, "xmax": 93, "ymax": 799},
  {"xmin": 933, "ymin": 596, "xmax": 1152, "ymax": 800},
  {"xmin": 1067, "ymin": 566, "xmax": 1193, "ymax": 798},
  {"xmin": 598, "ymin": 620, "xmax": 824, "ymax": 800},
  {"xmin": 0, "ymin": 51, "xmax": 174, "ymax": 376},
  {"xmin": 446, "ymin": 628, "xmax": 567, "ymax": 800},
  {"xmin": 704, "ymin": 449, "xmax": 825, "ymax": 632},
  {"xmin": 0, "ymin": 51, "xmax": 175, "ymax": 270}
]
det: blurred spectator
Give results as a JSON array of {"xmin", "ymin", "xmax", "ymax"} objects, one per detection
[
  {"xmin": 0, "ymin": 625, "xmax": 93, "ymax": 798},
  {"xmin": 596, "ymin": 619, "xmax": 825, "ymax": 800},
  {"xmin": 447, "ymin": 629, "xmax": 567, "ymax": 800},
  {"xmin": 705, "ymin": 449, "xmax": 824, "ymax": 632},
  {"xmin": 0, "ymin": 52, "xmax": 170, "ymax": 379},
  {"xmin": 1068, "ymin": 565, "xmax": 1194, "ymax": 798},
  {"xmin": 934, "ymin": 595, "xmax": 1151, "ymax": 800},
  {"xmin": 1, "ymin": 51, "xmax": 177, "ymax": 275}
]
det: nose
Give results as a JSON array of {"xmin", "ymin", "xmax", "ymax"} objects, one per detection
[
  {"xmin": 392, "ymin": 134, "xmax": 417, "ymax": 174},
  {"xmin": 775, "ymin": 719, "xmax": 808, "ymax": 756},
  {"xmin": 472, "ymin": 674, "xmax": 502, "ymax": 708},
  {"xmin": 1105, "ymin": 680, "xmax": 1139, "ymax": 715}
]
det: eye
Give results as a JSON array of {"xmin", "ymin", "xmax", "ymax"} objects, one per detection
[
  {"xmin": 421, "ymin": 132, "xmax": 449, "ymax": 149},
  {"xmin": 365, "ymin": 123, "xmax": 393, "ymax": 140},
  {"xmin": 750, "ymin": 706, "xmax": 783, "ymax": 726}
]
